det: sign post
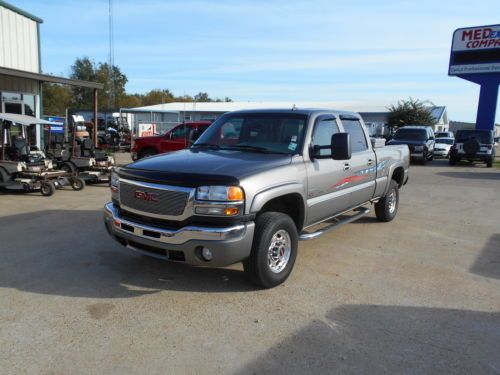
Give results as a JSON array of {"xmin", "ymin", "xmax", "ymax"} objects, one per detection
[{"xmin": 449, "ymin": 24, "xmax": 500, "ymax": 130}]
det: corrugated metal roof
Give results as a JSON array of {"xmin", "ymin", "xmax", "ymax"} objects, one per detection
[
  {"xmin": 0, "ymin": 0, "xmax": 43, "ymax": 23},
  {"xmin": 127, "ymin": 101, "xmax": 393, "ymax": 113}
]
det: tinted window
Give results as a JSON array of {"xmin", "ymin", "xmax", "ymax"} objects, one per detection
[
  {"xmin": 194, "ymin": 113, "xmax": 307, "ymax": 154},
  {"xmin": 342, "ymin": 119, "xmax": 368, "ymax": 152},
  {"xmin": 170, "ymin": 125, "xmax": 188, "ymax": 139},
  {"xmin": 311, "ymin": 117, "xmax": 339, "ymax": 155},
  {"xmin": 393, "ymin": 129, "xmax": 427, "ymax": 141}
]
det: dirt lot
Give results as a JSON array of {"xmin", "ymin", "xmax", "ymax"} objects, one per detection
[{"xmin": 1, "ymin": 157, "xmax": 499, "ymax": 375}]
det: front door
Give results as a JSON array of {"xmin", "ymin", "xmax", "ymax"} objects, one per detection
[{"xmin": 305, "ymin": 115, "xmax": 353, "ymax": 226}]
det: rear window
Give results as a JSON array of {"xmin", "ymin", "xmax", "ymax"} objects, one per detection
[
  {"xmin": 393, "ymin": 128, "xmax": 427, "ymax": 141},
  {"xmin": 455, "ymin": 130, "xmax": 493, "ymax": 144}
]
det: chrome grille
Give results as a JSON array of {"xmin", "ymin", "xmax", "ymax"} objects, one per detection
[{"xmin": 119, "ymin": 181, "xmax": 188, "ymax": 216}]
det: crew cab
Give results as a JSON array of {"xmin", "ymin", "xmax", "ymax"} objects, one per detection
[
  {"xmin": 449, "ymin": 129, "xmax": 496, "ymax": 167},
  {"xmin": 105, "ymin": 109, "xmax": 409, "ymax": 288},
  {"xmin": 131, "ymin": 121, "xmax": 212, "ymax": 160},
  {"xmin": 387, "ymin": 126, "xmax": 435, "ymax": 164}
]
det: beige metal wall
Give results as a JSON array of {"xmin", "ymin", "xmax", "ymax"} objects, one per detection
[{"xmin": 0, "ymin": 5, "xmax": 39, "ymax": 73}]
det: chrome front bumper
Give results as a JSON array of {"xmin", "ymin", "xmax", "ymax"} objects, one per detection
[{"xmin": 103, "ymin": 202, "xmax": 255, "ymax": 266}]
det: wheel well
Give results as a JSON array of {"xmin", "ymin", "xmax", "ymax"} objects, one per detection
[
  {"xmin": 139, "ymin": 147, "xmax": 157, "ymax": 157},
  {"xmin": 391, "ymin": 167, "xmax": 405, "ymax": 187},
  {"xmin": 259, "ymin": 193, "xmax": 305, "ymax": 231}
]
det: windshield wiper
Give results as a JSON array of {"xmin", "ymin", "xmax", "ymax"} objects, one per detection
[
  {"xmin": 191, "ymin": 143, "xmax": 220, "ymax": 149},
  {"xmin": 223, "ymin": 145, "xmax": 288, "ymax": 154}
]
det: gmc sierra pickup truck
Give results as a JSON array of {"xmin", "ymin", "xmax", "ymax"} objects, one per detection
[{"xmin": 104, "ymin": 109, "xmax": 409, "ymax": 288}]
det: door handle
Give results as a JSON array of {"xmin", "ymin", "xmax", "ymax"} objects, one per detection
[
  {"xmin": 343, "ymin": 163, "xmax": 350, "ymax": 171},
  {"xmin": 367, "ymin": 159, "xmax": 374, "ymax": 166}
]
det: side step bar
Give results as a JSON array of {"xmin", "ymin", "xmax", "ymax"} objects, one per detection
[{"xmin": 299, "ymin": 207, "xmax": 370, "ymax": 241}]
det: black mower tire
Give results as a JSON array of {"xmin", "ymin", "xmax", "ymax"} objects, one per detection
[
  {"xmin": 71, "ymin": 177, "xmax": 86, "ymax": 191},
  {"xmin": 40, "ymin": 181, "xmax": 56, "ymax": 197},
  {"xmin": 61, "ymin": 162, "xmax": 77, "ymax": 174}
]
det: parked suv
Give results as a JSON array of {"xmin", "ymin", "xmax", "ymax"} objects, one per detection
[
  {"xmin": 131, "ymin": 121, "xmax": 212, "ymax": 160},
  {"xmin": 104, "ymin": 109, "xmax": 409, "ymax": 288},
  {"xmin": 449, "ymin": 129, "xmax": 496, "ymax": 167},
  {"xmin": 387, "ymin": 126, "xmax": 435, "ymax": 164},
  {"xmin": 435, "ymin": 131, "xmax": 454, "ymax": 139}
]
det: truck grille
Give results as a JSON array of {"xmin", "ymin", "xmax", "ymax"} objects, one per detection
[{"xmin": 119, "ymin": 181, "xmax": 188, "ymax": 216}]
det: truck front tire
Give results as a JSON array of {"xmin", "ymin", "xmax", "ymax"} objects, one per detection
[
  {"xmin": 375, "ymin": 180, "xmax": 399, "ymax": 222},
  {"xmin": 243, "ymin": 212, "xmax": 298, "ymax": 288}
]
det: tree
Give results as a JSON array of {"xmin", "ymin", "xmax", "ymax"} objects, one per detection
[
  {"xmin": 387, "ymin": 98, "xmax": 435, "ymax": 129},
  {"xmin": 69, "ymin": 57, "xmax": 96, "ymax": 109},
  {"xmin": 142, "ymin": 89, "xmax": 175, "ymax": 106},
  {"xmin": 42, "ymin": 83, "xmax": 72, "ymax": 116}
]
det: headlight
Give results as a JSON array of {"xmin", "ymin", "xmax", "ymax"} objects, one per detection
[
  {"xmin": 110, "ymin": 170, "xmax": 120, "ymax": 193},
  {"xmin": 196, "ymin": 186, "xmax": 244, "ymax": 202},
  {"xmin": 414, "ymin": 146, "xmax": 424, "ymax": 151}
]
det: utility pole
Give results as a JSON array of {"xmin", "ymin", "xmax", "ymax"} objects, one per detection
[{"xmin": 108, "ymin": 0, "xmax": 115, "ymax": 110}]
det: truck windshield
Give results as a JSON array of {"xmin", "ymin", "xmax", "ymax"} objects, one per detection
[
  {"xmin": 455, "ymin": 130, "xmax": 493, "ymax": 144},
  {"xmin": 436, "ymin": 138, "xmax": 453, "ymax": 145},
  {"xmin": 393, "ymin": 129, "xmax": 427, "ymax": 141},
  {"xmin": 193, "ymin": 113, "xmax": 308, "ymax": 154}
]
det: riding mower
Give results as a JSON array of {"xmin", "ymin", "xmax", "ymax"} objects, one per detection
[
  {"xmin": 46, "ymin": 117, "xmax": 115, "ymax": 184},
  {"xmin": 0, "ymin": 114, "xmax": 85, "ymax": 197}
]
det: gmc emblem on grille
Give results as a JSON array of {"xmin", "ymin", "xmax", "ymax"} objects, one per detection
[{"xmin": 134, "ymin": 190, "xmax": 158, "ymax": 202}]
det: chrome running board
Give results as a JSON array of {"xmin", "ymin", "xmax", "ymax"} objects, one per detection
[{"xmin": 299, "ymin": 207, "xmax": 370, "ymax": 241}]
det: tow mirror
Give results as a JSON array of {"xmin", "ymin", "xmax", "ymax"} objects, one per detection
[{"xmin": 331, "ymin": 132, "xmax": 351, "ymax": 160}]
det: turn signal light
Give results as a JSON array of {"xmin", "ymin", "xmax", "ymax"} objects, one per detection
[{"xmin": 227, "ymin": 186, "xmax": 244, "ymax": 201}]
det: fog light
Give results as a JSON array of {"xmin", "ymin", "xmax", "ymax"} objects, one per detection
[
  {"xmin": 201, "ymin": 247, "xmax": 213, "ymax": 261},
  {"xmin": 225, "ymin": 207, "xmax": 239, "ymax": 216}
]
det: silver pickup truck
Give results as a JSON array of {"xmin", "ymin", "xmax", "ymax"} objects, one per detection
[{"xmin": 104, "ymin": 109, "xmax": 409, "ymax": 288}]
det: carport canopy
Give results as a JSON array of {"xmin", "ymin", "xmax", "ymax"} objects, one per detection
[{"xmin": 0, "ymin": 113, "xmax": 61, "ymax": 126}]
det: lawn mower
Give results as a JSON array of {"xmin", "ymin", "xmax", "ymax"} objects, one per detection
[
  {"xmin": 46, "ymin": 115, "xmax": 115, "ymax": 184},
  {"xmin": 0, "ymin": 114, "xmax": 85, "ymax": 197}
]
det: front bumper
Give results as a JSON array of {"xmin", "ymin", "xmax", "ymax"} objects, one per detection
[
  {"xmin": 103, "ymin": 202, "xmax": 255, "ymax": 267},
  {"xmin": 434, "ymin": 150, "xmax": 449, "ymax": 157}
]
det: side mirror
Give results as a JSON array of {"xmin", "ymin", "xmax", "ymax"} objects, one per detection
[{"xmin": 331, "ymin": 133, "xmax": 351, "ymax": 160}]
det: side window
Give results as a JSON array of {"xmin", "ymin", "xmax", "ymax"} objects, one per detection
[
  {"xmin": 171, "ymin": 125, "xmax": 187, "ymax": 139},
  {"xmin": 311, "ymin": 117, "xmax": 339, "ymax": 156},
  {"xmin": 342, "ymin": 119, "xmax": 368, "ymax": 153}
]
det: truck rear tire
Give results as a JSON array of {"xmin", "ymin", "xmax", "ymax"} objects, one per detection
[
  {"xmin": 243, "ymin": 212, "xmax": 298, "ymax": 288},
  {"xmin": 375, "ymin": 180, "xmax": 399, "ymax": 222}
]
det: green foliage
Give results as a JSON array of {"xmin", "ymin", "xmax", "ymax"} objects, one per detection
[
  {"xmin": 387, "ymin": 98, "xmax": 435, "ymax": 129},
  {"xmin": 42, "ymin": 83, "xmax": 72, "ymax": 116}
]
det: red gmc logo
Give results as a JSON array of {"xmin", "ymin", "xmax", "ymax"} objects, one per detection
[{"xmin": 134, "ymin": 190, "xmax": 158, "ymax": 202}]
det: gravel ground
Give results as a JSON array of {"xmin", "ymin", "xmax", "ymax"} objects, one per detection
[{"xmin": 0, "ymin": 157, "xmax": 499, "ymax": 375}]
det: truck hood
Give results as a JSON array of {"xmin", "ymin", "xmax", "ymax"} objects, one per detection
[
  {"xmin": 387, "ymin": 139, "xmax": 425, "ymax": 146},
  {"xmin": 118, "ymin": 149, "xmax": 292, "ymax": 187}
]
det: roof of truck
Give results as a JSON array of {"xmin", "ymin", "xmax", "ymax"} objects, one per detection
[{"xmin": 225, "ymin": 108, "xmax": 362, "ymax": 117}]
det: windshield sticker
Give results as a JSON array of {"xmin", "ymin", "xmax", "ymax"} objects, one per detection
[
  {"xmin": 288, "ymin": 142, "xmax": 297, "ymax": 151},
  {"xmin": 291, "ymin": 136, "xmax": 297, "ymax": 142}
]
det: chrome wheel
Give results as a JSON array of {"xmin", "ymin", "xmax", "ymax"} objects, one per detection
[
  {"xmin": 267, "ymin": 229, "xmax": 291, "ymax": 274},
  {"xmin": 387, "ymin": 188, "xmax": 397, "ymax": 214}
]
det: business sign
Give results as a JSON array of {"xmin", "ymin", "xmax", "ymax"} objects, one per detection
[
  {"xmin": 47, "ymin": 116, "xmax": 65, "ymax": 133},
  {"xmin": 138, "ymin": 123, "xmax": 157, "ymax": 137},
  {"xmin": 449, "ymin": 24, "xmax": 500, "ymax": 75}
]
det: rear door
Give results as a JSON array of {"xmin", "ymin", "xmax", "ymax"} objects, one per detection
[
  {"xmin": 305, "ymin": 115, "xmax": 353, "ymax": 225},
  {"xmin": 339, "ymin": 116, "xmax": 377, "ymax": 207}
]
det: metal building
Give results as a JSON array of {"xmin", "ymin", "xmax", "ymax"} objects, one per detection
[{"xmin": 0, "ymin": 0, "xmax": 103, "ymax": 148}]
